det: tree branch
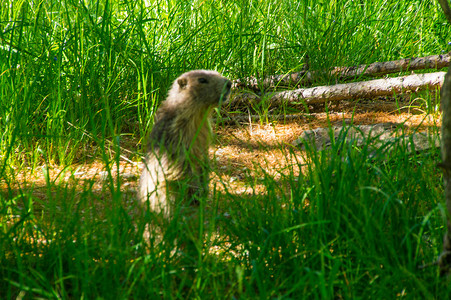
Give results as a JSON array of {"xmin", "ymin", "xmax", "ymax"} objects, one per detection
[
  {"xmin": 229, "ymin": 72, "xmax": 445, "ymax": 110},
  {"xmin": 439, "ymin": 0, "xmax": 451, "ymax": 24},
  {"xmin": 234, "ymin": 53, "xmax": 451, "ymax": 90},
  {"xmin": 439, "ymin": 64, "xmax": 451, "ymax": 275}
]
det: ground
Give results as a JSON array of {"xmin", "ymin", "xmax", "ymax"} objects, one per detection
[{"xmin": 3, "ymin": 97, "xmax": 441, "ymax": 202}]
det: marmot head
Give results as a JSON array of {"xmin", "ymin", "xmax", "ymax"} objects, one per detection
[{"xmin": 168, "ymin": 70, "xmax": 232, "ymax": 108}]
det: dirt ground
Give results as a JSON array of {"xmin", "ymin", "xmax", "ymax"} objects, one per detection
[
  {"xmin": 212, "ymin": 100, "xmax": 440, "ymax": 193},
  {"xmin": 2, "ymin": 98, "xmax": 441, "ymax": 202}
]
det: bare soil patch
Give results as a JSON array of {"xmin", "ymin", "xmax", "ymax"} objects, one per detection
[{"xmin": 2, "ymin": 100, "xmax": 441, "ymax": 200}]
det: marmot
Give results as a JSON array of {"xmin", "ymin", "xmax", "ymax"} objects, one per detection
[{"xmin": 138, "ymin": 70, "xmax": 232, "ymax": 219}]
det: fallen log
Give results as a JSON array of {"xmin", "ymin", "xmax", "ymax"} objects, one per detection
[
  {"xmin": 229, "ymin": 72, "xmax": 445, "ymax": 110},
  {"xmin": 234, "ymin": 53, "xmax": 451, "ymax": 90},
  {"xmin": 214, "ymin": 112, "xmax": 350, "ymax": 124},
  {"xmin": 215, "ymin": 113, "xmax": 307, "ymax": 125},
  {"xmin": 293, "ymin": 123, "xmax": 440, "ymax": 154}
]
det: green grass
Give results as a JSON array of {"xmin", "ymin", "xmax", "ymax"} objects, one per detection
[
  {"xmin": 1, "ymin": 0, "xmax": 451, "ymax": 298},
  {"xmin": 220, "ymin": 137, "xmax": 447, "ymax": 299},
  {"xmin": 0, "ymin": 0, "xmax": 449, "ymax": 165},
  {"xmin": 2, "ymin": 129, "xmax": 448, "ymax": 298}
]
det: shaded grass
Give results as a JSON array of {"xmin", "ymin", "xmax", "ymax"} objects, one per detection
[
  {"xmin": 1, "ymin": 126, "xmax": 450, "ymax": 298},
  {"xmin": 218, "ymin": 130, "xmax": 447, "ymax": 298}
]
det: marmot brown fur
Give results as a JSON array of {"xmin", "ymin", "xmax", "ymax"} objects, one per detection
[{"xmin": 138, "ymin": 70, "xmax": 232, "ymax": 219}]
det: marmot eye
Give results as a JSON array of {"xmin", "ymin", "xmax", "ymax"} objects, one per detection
[{"xmin": 198, "ymin": 77, "xmax": 208, "ymax": 84}]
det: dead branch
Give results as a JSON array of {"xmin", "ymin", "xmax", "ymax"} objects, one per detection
[
  {"xmin": 214, "ymin": 114, "xmax": 307, "ymax": 125},
  {"xmin": 292, "ymin": 123, "xmax": 439, "ymax": 153},
  {"xmin": 214, "ymin": 112, "xmax": 356, "ymax": 125},
  {"xmin": 435, "ymin": 0, "xmax": 451, "ymax": 277},
  {"xmin": 234, "ymin": 53, "xmax": 451, "ymax": 90},
  {"xmin": 229, "ymin": 72, "xmax": 445, "ymax": 110},
  {"xmin": 439, "ymin": 66, "xmax": 451, "ymax": 275},
  {"xmin": 439, "ymin": 0, "xmax": 451, "ymax": 24}
]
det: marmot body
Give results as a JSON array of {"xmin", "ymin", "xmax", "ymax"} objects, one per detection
[{"xmin": 138, "ymin": 70, "xmax": 232, "ymax": 218}]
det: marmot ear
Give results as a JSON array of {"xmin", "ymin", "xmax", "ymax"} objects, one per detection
[{"xmin": 177, "ymin": 77, "xmax": 188, "ymax": 89}]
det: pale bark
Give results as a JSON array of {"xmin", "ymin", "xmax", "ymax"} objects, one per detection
[
  {"xmin": 439, "ymin": 66, "xmax": 451, "ymax": 275},
  {"xmin": 234, "ymin": 53, "xmax": 451, "ymax": 90},
  {"xmin": 436, "ymin": 0, "xmax": 451, "ymax": 276},
  {"xmin": 229, "ymin": 72, "xmax": 445, "ymax": 109},
  {"xmin": 215, "ymin": 113, "xmax": 307, "ymax": 124},
  {"xmin": 292, "ymin": 123, "xmax": 439, "ymax": 154},
  {"xmin": 215, "ymin": 112, "xmax": 352, "ymax": 124}
]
